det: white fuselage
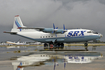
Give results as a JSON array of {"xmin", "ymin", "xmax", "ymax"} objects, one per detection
[
  {"xmin": 9, "ymin": 15, "xmax": 103, "ymax": 43},
  {"xmin": 14, "ymin": 29, "xmax": 102, "ymax": 43}
]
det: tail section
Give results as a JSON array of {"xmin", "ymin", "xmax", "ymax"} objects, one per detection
[
  {"xmin": 16, "ymin": 62, "xmax": 24, "ymax": 70},
  {"xmin": 11, "ymin": 15, "xmax": 26, "ymax": 32},
  {"xmin": 12, "ymin": 62, "xmax": 24, "ymax": 70}
]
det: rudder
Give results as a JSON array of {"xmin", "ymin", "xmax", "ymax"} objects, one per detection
[{"xmin": 11, "ymin": 15, "xmax": 26, "ymax": 32}]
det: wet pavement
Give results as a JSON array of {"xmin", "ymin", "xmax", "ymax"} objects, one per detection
[{"xmin": 0, "ymin": 46, "xmax": 105, "ymax": 70}]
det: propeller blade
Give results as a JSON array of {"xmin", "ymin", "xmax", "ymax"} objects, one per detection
[
  {"xmin": 56, "ymin": 27, "xmax": 58, "ymax": 29},
  {"xmin": 62, "ymin": 31, "xmax": 64, "ymax": 34},
  {"xmin": 52, "ymin": 23, "xmax": 58, "ymax": 33},
  {"xmin": 65, "ymin": 34, "xmax": 66, "ymax": 37},
  {"xmin": 62, "ymin": 24, "xmax": 65, "ymax": 33},
  {"xmin": 62, "ymin": 24, "xmax": 67, "ymax": 33},
  {"xmin": 54, "ymin": 64, "xmax": 56, "ymax": 70},
  {"xmin": 53, "ymin": 23, "xmax": 55, "ymax": 29},
  {"xmin": 63, "ymin": 24, "xmax": 65, "ymax": 30},
  {"xmin": 62, "ymin": 59, "xmax": 66, "ymax": 69},
  {"xmin": 52, "ymin": 59, "xmax": 56, "ymax": 70},
  {"xmin": 55, "ymin": 34, "xmax": 57, "ymax": 37},
  {"xmin": 64, "ymin": 62, "xmax": 66, "ymax": 69},
  {"xmin": 52, "ymin": 31, "xmax": 54, "ymax": 33}
]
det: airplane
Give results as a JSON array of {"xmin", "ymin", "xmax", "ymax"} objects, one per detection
[
  {"xmin": 4, "ymin": 15, "xmax": 103, "ymax": 49},
  {"xmin": 12, "ymin": 51, "xmax": 103, "ymax": 70},
  {"xmin": 6, "ymin": 41, "xmax": 26, "ymax": 45}
]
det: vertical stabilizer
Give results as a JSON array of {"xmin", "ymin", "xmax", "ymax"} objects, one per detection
[
  {"xmin": 11, "ymin": 15, "xmax": 26, "ymax": 32},
  {"xmin": 12, "ymin": 62, "xmax": 24, "ymax": 70}
]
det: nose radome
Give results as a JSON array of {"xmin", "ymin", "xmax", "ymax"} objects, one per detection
[{"xmin": 99, "ymin": 34, "xmax": 103, "ymax": 38}]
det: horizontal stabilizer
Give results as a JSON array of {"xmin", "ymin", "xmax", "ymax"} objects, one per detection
[{"xmin": 4, "ymin": 31, "xmax": 17, "ymax": 34}]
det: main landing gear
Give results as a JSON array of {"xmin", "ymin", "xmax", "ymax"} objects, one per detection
[
  {"xmin": 44, "ymin": 42, "xmax": 64, "ymax": 49},
  {"xmin": 54, "ymin": 43, "xmax": 64, "ymax": 49},
  {"xmin": 84, "ymin": 42, "xmax": 88, "ymax": 51},
  {"xmin": 53, "ymin": 39, "xmax": 64, "ymax": 49}
]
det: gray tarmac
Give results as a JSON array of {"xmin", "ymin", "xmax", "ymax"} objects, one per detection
[{"xmin": 0, "ymin": 46, "xmax": 105, "ymax": 70}]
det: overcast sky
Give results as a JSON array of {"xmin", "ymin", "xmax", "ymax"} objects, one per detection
[{"xmin": 0, "ymin": 0, "xmax": 105, "ymax": 42}]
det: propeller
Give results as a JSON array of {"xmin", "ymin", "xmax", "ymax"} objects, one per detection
[
  {"xmin": 62, "ymin": 59, "xmax": 67, "ymax": 69},
  {"xmin": 62, "ymin": 24, "xmax": 67, "ymax": 33},
  {"xmin": 52, "ymin": 23, "xmax": 58, "ymax": 37},
  {"xmin": 52, "ymin": 57, "xmax": 59, "ymax": 70},
  {"xmin": 52, "ymin": 59, "xmax": 56, "ymax": 70},
  {"xmin": 52, "ymin": 23, "xmax": 58, "ymax": 33}
]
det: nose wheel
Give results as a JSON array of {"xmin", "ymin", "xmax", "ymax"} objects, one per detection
[
  {"xmin": 85, "ymin": 47, "xmax": 88, "ymax": 51},
  {"xmin": 84, "ymin": 42, "xmax": 88, "ymax": 46}
]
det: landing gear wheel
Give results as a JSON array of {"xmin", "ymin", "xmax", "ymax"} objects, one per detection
[
  {"xmin": 49, "ymin": 41, "xmax": 54, "ymax": 49},
  {"xmin": 44, "ymin": 43, "xmax": 48, "ymax": 48},
  {"xmin": 56, "ymin": 43, "xmax": 60, "ymax": 49},
  {"xmin": 84, "ymin": 42, "xmax": 88, "ymax": 46},
  {"xmin": 85, "ymin": 47, "xmax": 88, "ymax": 51},
  {"xmin": 61, "ymin": 43, "xmax": 64, "ymax": 49},
  {"xmin": 84, "ymin": 42, "xmax": 88, "ymax": 51},
  {"xmin": 49, "ymin": 44, "xmax": 54, "ymax": 49}
]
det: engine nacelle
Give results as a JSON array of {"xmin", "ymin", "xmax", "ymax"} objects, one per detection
[
  {"xmin": 42, "ymin": 28, "xmax": 66, "ymax": 33},
  {"xmin": 56, "ymin": 29, "xmax": 64, "ymax": 33},
  {"xmin": 42, "ymin": 28, "xmax": 54, "ymax": 33}
]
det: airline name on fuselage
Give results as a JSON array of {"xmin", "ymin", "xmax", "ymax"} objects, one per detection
[{"xmin": 67, "ymin": 31, "xmax": 86, "ymax": 37}]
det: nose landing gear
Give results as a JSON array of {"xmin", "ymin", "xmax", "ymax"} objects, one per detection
[{"xmin": 84, "ymin": 42, "xmax": 88, "ymax": 51}]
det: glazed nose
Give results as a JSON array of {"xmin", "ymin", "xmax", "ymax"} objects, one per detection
[{"xmin": 99, "ymin": 34, "xmax": 103, "ymax": 38}]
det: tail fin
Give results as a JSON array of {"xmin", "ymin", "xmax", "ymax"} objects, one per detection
[
  {"xmin": 11, "ymin": 15, "xmax": 26, "ymax": 32},
  {"xmin": 12, "ymin": 62, "xmax": 24, "ymax": 70},
  {"xmin": 16, "ymin": 62, "xmax": 24, "ymax": 70}
]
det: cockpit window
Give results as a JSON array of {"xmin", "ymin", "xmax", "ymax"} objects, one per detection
[
  {"xmin": 87, "ymin": 31, "xmax": 98, "ymax": 34},
  {"xmin": 93, "ymin": 31, "xmax": 98, "ymax": 34},
  {"xmin": 87, "ymin": 31, "xmax": 92, "ymax": 33}
]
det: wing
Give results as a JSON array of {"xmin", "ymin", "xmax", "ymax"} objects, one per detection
[
  {"xmin": 19, "ymin": 23, "xmax": 67, "ymax": 34},
  {"xmin": 19, "ymin": 27, "xmax": 44, "ymax": 30},
  {"xmin": 20, "ymin": 27, "xmax": 67, "ymax": 34}
]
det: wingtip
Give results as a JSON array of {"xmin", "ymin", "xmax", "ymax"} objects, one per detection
[{"xmin": 3, "ymin": 31, "xmax": 6, "ymax": 33}]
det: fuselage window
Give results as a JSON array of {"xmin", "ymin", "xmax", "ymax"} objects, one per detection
[
  {"xmin": 51, "ymin": 36, "xmax": 53, "ymax": 37},
  {"xmin": 46, "ymin": 36, "xmax": 47, "ymax": 38},
  {"xmin": 49, "ymin": 36, "xmax": 50, "ymax": 38},
  {"xmin": 43, "ymin": 36, "xmax": 44, "ymax": 38}
]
